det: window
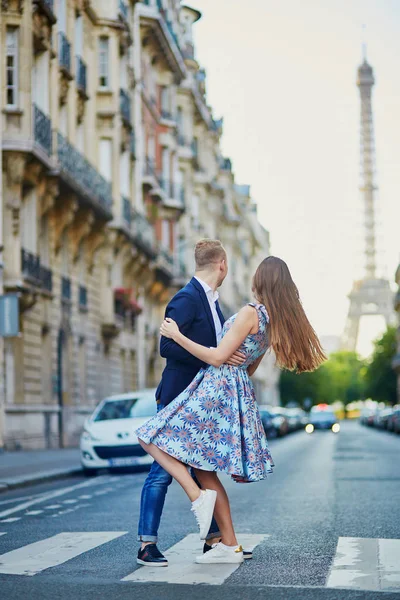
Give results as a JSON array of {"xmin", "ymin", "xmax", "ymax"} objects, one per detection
[
  {"xmin": 75, "ymin": 14, "xmax": 83, "ymax": 58},
  {"xmin": 57, "ymin": 0, "xmax": 67, "ymax": 33},
  {"xmin": 6, "ymin": 28, "xmax": 18, "ymax": 108},
  {"xmin": 120, "ymin": 150, "xmax": 130, "ymax": 196},
  {"xmin": 21, "ymin": 189, "xmax": 37, "ymax": 253},
  {"xmin": 32, "ymin": 51, "xmax": 49, "ymax": 113},
  {"xmin": 99, "ymin": 139, "xmax": 112, "ymax": 181},
  {"xmin": 98, "ymin": 37, "xmax": 109, "ymax": 88}
]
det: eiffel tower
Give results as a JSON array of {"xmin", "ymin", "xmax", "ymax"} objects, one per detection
[{"xmin": 342, "ymin": 52, "xmax": 395, "ymax": 353}]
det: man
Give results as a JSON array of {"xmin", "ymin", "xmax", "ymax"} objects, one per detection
[{"xmin": 137, "ymin": 239, "xmax": 249, "ymax": 566}]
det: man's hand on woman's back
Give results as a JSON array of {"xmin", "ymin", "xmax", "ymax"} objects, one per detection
[{"xmin": 225, "ymin": 350, "xmax": 246, "ymax": 367}]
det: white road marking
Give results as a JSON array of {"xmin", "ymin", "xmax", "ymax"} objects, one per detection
[
  {"xmin": 62, "ymin": 499, "xmax": 77, "ymax": 504},
  {"xmin": 78, "ymin": 495, "xmax": 92, "ymax": 500},
  {"xmin": 45, "ymin": 505, "xmax": 62, "ymax": 509},
  {"xmin": 0, "ymin": 493, "xmax": 45, "ymax": 506},
  {"xmin": 0, "ymin": 532, "xmax": 7, "ymax": 536},
  {"xmin": 326, "ymin": 537, "xmax": 400, "ymax": 592},
  {"xmin": 0, "ymin": 476, "xmax": 111, "ymax": 519},
  {"xmin": 123, "ymin": 533, "xmax": 269, "ymax": 585},
  {"xmin": 0, "ymin": 531, "xmax": 128, "ymax": 576},
  {"xmin": 25, "ymin": 510, "xmax": 43, "ymax": 516},
  {"xmin": 0, "ymin": 518, "xmax": 21, "ymax": 523}
]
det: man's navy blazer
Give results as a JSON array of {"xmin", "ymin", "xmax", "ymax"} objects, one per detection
[{"xmin": 155, "ymin": 277, "xmax": 225, "ymax": 407}]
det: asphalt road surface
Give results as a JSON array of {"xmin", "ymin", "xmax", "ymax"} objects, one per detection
[{"xmin": 1, "ymin": 421, "xmax": 399, "ymax": 600}]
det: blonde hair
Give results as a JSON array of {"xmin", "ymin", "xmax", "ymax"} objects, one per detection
[{"xmin": 194, "ymin": 239, "xmax": 226, "ymax": 270}]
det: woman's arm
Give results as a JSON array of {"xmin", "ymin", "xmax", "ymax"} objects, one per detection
[
  {"xmin": 160, "ymin": 305, "xmax": 258, "ymax": 368},
  {"xmin": 247, "ymin": 352, "xmax": 266, "ymax": 377}
]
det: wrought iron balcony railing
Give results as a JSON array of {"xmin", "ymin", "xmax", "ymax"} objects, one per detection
[
  {"xmin": 131, "ymin": 209, "xmax": 157, "ymax": 258},
  {"xmin": 159, "ymin": 246, "xmax": 174, "ymax": 269},
  {"xmin": 40, "ymin": 265, "xmax": 53, "ymax": 292},
  {"xmin": 61, "ymin": 276, "xmax": 71, "ymax": 302},
  {"xmin": 120, "ymin": 89, "xmax": 131, "ymax": 124},
  {"xmin": 21, "ymin": 249, "xmax": 41, "ymax": 283},
  {"xmin": 57, "ymin": 132, "xmax": 113, "ymax": 214},
  {"xmin": 119, "ymin": 0, "xmax": 129, "ymax": 20},
  {"xmin": 122, "ymin": 195, "xmax": 131, "ymax": 227},
  {"xmin": 160, "ymin": 177, "xmax": 172, "ymax": 197},
  {"xmin": 76, "ymin": 56, "xmax": 87, "ymax": 95},
  {"xmin": 58, "ymin": 32, "xmax": 71, "ymax": 73},
  {"xmin": 161, "ymin": 108, "xmax": 173, "ymax": 121},
  {"xmin": 78, "ymin": 285, "xmax": 87, "ymax": 309},
  {"xmin": 143, "ymin": 158, "xmax": 161, "ymax": 186},
  {"xmin": 33, "ymin": 103, "xmax": 52, "ymax": 156},
  {"xmin": 21, "ymin": 249, "xmax": 53, "ymax": 291}
]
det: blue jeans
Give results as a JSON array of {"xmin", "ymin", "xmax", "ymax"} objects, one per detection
[{"xmin": 137, "ymin": 407, "xmax": 221, "ymax": 543}]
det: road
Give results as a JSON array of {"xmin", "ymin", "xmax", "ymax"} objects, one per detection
[{"xmin": 0, "ymin": 421, "xmax": 399, "ymax": 600}]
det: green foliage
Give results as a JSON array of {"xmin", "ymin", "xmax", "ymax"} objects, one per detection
[
  {"xmin": 364, "ymin": 326, "xmax": 397, "ymax": 405},
  {"xmin": 279, "ymin": 351, "xmax": 367, "ymax": 407}
]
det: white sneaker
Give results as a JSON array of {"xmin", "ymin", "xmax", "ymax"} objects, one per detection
[
  {"xmin": 195, "ymin": 542, "xmax": 244, "ymax": 564},
  {"xmin": 191, "ymin": 489, "xmax": 217, "ymax": 540}
]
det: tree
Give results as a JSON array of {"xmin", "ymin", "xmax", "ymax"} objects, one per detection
[
  {"xmin": 364, "ymin": 326, "xmax": 397, "ymax": 405},
  {"xmin": 279, "ymin": 351, "xmax": 366, "ymax": 407}
]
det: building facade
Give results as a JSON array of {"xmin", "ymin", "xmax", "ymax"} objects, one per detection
[{"xmin": 0, "ymin": 0, "xmax": 278, "ymax": 450}]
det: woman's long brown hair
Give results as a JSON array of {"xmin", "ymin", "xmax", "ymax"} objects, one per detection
[{"xmin": 253, "ymin": 256, "xmax": 326, "ymax": 373}]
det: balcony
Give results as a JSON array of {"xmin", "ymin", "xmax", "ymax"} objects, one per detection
[
  {"xmin": 119, "ymin": 0, "xmax": 129, "ymax": 21},
  {"xmin": 33, "ymin": 0, "xmax": 56, "ymax": 24},
  {"xmin": 57, "ymin": 132, "xmax": 113, "ymax": 218},
  {"xmin": 76, "ymin": 56, "xmax": 87, "ymax": 96},
  {"xmin": 122, "ymin": 195, "xmax": 131, "ymax": 227},
  {"xmin": 21, "ymin": 249, "xmax": 41, "ymax": 283},
  {"xmin": 78, "ymin": 285, "xmax": 88, "ymax": 310},
  {"xmin": 33, "ymin": 104, "xmax": 52, "ymax": 156},
  {"xmin": 161, "ymin": 108, "xmax": 173, "ymax": 121},
  {"xmin": 172, "ymin": 256, "xmax": 187, "ymax": 288},
  {"xmin": 155, "ymin": 245, "xmax": 174, "ymax": 283},
  {"xmin": 139, "ymin": 1, "xmax": 185, "ymax": 81},
  {"xmin": 58, "ymin": 32, "xmax": 71, "ymax": 75},
  {"xmin": 143, "ymin": 157, "xmax": 162, "ymax": 190},
  {"xmin": 21, "ymin": 249, "xmax": 53, "ymax": 292},
  {"xmin": 120, "ymin": 89, "xmax": 131, "ymax": 125},
  {"xmin": 131, "ymin": 209, "xmax": 157, "ymax": 259},
  {"xmin": 61, "ymin": 276, "xmax": 71, "ymax": 302}
]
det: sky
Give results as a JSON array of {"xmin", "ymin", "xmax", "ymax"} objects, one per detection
[{"xmin": 192, "ymin": 0, "xmax": 400, "ymax": 354}]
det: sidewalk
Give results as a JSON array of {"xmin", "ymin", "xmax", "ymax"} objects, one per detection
[{"xmin": 0, "ymin": 448, "xmax": 82, "ymax": 492}]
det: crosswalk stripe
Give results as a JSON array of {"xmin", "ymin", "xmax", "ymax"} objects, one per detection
[
  {"xmin": 0, "ymin": 476, "xmax": 111, "ymax": 519},
  {"xmin": 0, "ymin": 518, "xmax": 21, "ymax": 523},
  {"xmin": 0, "ymin": 532, "xmax": 7, "ymax": 536},
  {"xmin": 0, "ymin": 531, "xmax": 128, "ymax": 576},
  {"xmin": 123, "ymin": 533, "xmax": 269, "ymax": 585},
  {"xmin": 326, "ymin": 537, "xmax": 400, "ymax": 592}
]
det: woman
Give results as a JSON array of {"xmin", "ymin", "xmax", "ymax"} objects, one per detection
[{"xmin": 136, "ymin": 256, "xmax": 326, "ymax": 564}]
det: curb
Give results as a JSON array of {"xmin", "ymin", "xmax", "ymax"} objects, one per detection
[{"xmin": 0, "ymin": 466, "xmax": 83, "ymax": 493}]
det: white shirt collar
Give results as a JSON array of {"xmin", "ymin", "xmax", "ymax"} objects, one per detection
[{"xmin": 194, "ymin": 277, "xmax": 219, "ymax": 303}]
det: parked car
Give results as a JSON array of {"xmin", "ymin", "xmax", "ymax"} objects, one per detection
[
  {"xmin": 387, "ymin": 406, "xmax": 400, "ymax": 434},
  {"xmin": 374, "ymin": 407, "xmax": 393, "ymax": 430},
  {"xmin": 305, "ymin": 404, "xmax": 340, "ymax": 433},
  {"xmin": 258, "ymin": 406, "xmax": 278, "ymax": 439},
  {"xmin": 80, "ymin": 389, "xmax": 157, "ymax": 475},
  {"xmin": 284, "ymin": 408, "xmax": 306, "ymax": 432},
  {"xmin": 268, "ymin": 408, "xmax": 289, "ymax": 437}
]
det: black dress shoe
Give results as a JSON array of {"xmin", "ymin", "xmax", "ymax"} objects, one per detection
[
  {"xmin": 137, "ymin": 544, "xmax": 168, "ymax": 567},
  {"xmin": 203, "ymin": 541, "xmax": 253, "ymax": 560}
]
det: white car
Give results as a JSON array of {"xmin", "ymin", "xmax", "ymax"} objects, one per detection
[{"xmin": 80, "ymin": 389, "xmax": 157, "ymax": 475}]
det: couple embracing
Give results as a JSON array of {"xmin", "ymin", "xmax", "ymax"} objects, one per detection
[{"xmin": 136, "ymin": 239, "xmax": 325, "ymax": 566}]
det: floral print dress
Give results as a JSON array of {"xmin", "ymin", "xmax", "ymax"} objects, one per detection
[{"xmin": 135, "ymin": 303, "xmax": 274, "ymax": 483}]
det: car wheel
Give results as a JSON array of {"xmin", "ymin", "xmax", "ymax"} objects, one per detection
[{"xmin": 82, "ymin": 467, "xmax": 97, "ymax": 477}]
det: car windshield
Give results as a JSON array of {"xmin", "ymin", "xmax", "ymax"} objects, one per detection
[{"xmin": 94, "ymin": 395, "xmax": 156, "ymax": 421}]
